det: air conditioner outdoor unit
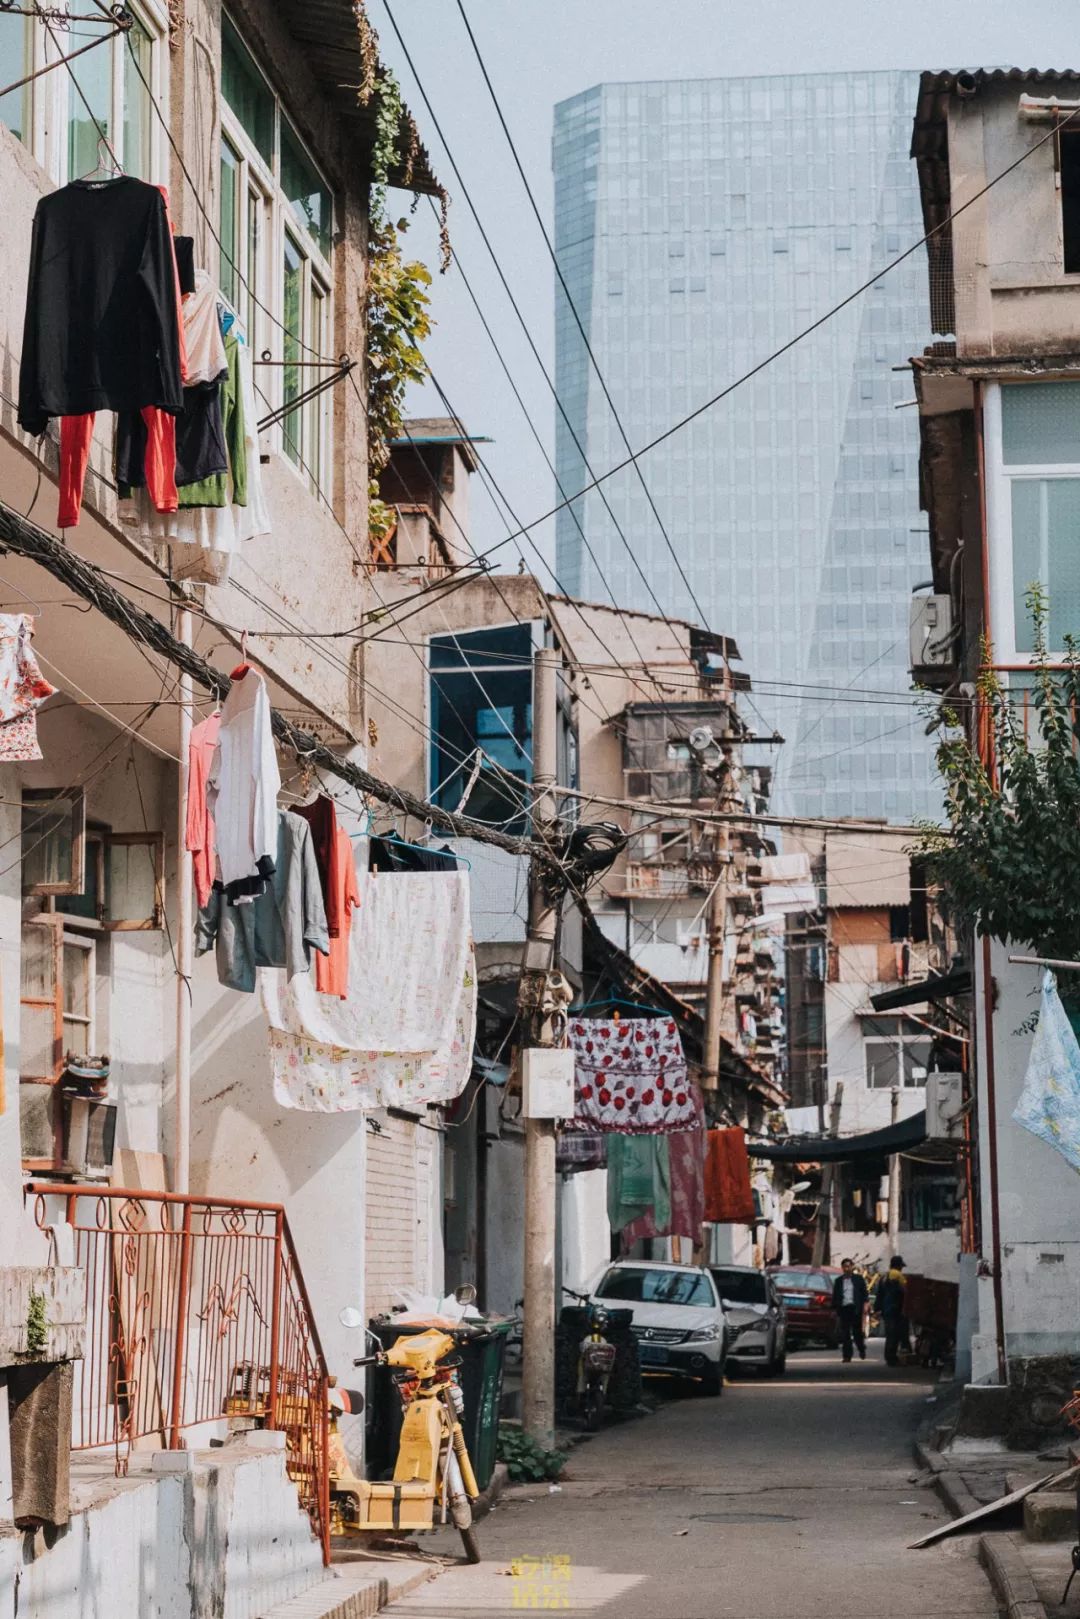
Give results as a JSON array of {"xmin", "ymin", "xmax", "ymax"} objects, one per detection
[
  {"xmin": 910, "ymin": 592, "xmax": 955, "ymax": 676},
  {"xmin": 924, "ymin": 1072, "xmax": 964, "ymax": 1141}
]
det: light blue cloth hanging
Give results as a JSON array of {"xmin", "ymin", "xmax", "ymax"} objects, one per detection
[{"xmin": 1013, "ymin": 971, "xmax": 1080, "ymax": 1173}]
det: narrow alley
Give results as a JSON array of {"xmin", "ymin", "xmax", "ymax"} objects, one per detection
[{"xmin": 390, "ymin": 1348, "xmax": 998, "ymax": 1619}]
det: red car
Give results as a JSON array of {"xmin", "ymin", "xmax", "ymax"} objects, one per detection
[{"xmin": 767, "ymin": 1265, "xmax": 844, "ymax": 1349}]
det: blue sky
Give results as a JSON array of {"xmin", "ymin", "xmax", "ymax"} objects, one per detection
[{"xmin": 375, "ymin": 1, "xmax": 1080, "ymax": 568}]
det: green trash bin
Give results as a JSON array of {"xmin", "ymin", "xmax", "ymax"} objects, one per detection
[{"xmin": 365, "ymin": 1316, "xmax": 512, "ymax": 1491}]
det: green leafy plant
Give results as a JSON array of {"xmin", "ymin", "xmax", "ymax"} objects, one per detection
[
  {"xmin": 496, "ymin": 1425, "xmax": 567, "ymax": 1483},
  {"xmin": 915, "ymin": 586, "xmax": 1080, "ymax": 978},
  {"xmin": 366, "ymin": 214, "xmax": 432, "ymax": 546},
  {"xmin": 25, "ymin": 1290, "xmax": 47, "ymax": 1357},
  {"xmin": 354, "ymin": 6, "xmax": 447, "ymax": 548}
]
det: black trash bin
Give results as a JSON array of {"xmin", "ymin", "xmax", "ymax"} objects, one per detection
[{"xmin": 365, "ymin": 1316, "xmax": 512, "ymax": 1490}]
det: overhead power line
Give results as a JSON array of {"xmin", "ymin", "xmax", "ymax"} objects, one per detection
[
  {"xmin": 454, "ymin": 0, "xmax": 713, "ymax": 632},
  {"xmin": 376, "ymin": 88, "xmax": 1080, "ymax": 574}
]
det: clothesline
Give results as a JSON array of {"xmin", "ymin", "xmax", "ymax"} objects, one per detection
[{"xmin": 0, "ymin": 496, "xmax": 560, "ymax": 868}]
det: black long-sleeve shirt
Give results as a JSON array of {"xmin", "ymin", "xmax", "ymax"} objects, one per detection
[{"xmin": 18, "ymin": 176, "xmax": 183, "ymax": 436}]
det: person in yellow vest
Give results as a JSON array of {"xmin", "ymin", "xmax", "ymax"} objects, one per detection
[{"xmin": 876, "ymin": 1256, "xmax": 909, "ymax": 1366}]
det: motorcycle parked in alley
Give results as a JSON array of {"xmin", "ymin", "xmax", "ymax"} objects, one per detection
[
  {"xmin": 557, "ymin": 1289, "xmax": 619, "ymax": 1430},
  {"xmin": 332, "ymin": 1290, "xmax": 483, "ymax": 1563}
]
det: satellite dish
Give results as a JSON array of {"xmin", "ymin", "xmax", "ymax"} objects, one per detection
[{"xmin": 688, "ymin": 725, "xmax": 715, "ymax": 754}]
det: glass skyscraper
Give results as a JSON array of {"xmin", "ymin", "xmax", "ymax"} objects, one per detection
[{"xmin": 552, "ymin": 71, "xmax": 938, "ymax": 821}]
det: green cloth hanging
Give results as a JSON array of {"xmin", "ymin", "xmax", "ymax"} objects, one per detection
[{"xmin": 607, "ymin": 1134, "xmax": 671, "ymax": 1233}]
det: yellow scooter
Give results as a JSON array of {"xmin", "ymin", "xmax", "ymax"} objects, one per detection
[{"xmin": 333, "ymin": 1302, "xmax": 483, "ymax": 1563}]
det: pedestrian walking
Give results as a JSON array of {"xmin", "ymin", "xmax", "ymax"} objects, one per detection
[
  {"xmin": 876, "ymin": 1255, "xmax": 909, "ymax": 1366},
  {"xmin": 831, "ymin": 1257, "xmax": 867, "ymax": 1364}
]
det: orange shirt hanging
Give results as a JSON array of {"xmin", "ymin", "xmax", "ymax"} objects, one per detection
[{"xmin": 316, "ymin": 826, "xmax": 360, "ymax": 998}]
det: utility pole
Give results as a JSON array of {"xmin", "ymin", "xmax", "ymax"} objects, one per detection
[
  {"xmin": 700, "ymin": 871, "xmax": 727, "ymax": 1095},
  {"xmin": 174, "ymin": 605, "xmax": 193, "ymax": 1195},
  {"xmin": 811, "ymin": 1081, "xmax": 844, "ymax": 1267},
  {"xmin": 518, "ymin": 647, "xmax": 570, "ymax": 1449},
  {"xmin": 887, "ymin": 1086, "xmax": 901, "ymax": 1245}
]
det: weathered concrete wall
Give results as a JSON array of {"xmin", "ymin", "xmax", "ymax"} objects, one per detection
[
  {"xmin": 948, "ymin": 79, "xmax": 1080, "ymax": 356},
  {"xmin": 0, "ymin": 1440, "xmax": 323, "ymax": 1619},
  {"xmin": 972, "ymin": 941, "xmax": 1080, "ymax": 1380},
  {"xmin": 829, "ymin": 1230, "xmax": 959, "ymax": 1284}
]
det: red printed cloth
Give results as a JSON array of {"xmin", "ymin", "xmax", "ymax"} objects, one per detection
[{"xmin": 568, "ymin": 1015, "xmax": 697, "ymax": 1133}]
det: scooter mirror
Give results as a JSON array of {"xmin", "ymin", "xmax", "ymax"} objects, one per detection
[
  {"xmin": 454, "ymin": 1283, "xmax": 478, "ymax": 1307},
  {"xmin": 339, "ymin": 1306, "xmax": 364, "ymax": 1329}
]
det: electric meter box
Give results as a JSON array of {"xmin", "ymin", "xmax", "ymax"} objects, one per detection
[
  {"xmin": 521, "ymin": 1048, "xmax": 576, "ymax": 1119},
  {"xmin": 925, "ymin": 1072, "xmax": 964, "ymax": 1140}
]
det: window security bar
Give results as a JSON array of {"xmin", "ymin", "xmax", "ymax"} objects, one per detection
[
  {"xmin": 0, "ymin": 9, "xmax": 131, "ymax": 103},
  {"xmin": 1008, "ymin": 953, "xmax": 1080, "ymax": 973}
]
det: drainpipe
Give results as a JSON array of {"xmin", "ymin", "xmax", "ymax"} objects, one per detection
[
  {"xmin": 980, "ymin": 933, "xmax": 1007, "ymax": 1384},
  {"xmin": 174, "ymin": 606, "xmax": 193, "ymax": 1195},
  {"xmin": 974, "ymin": 382, "xmax": 1007, "ymax": 1384}
]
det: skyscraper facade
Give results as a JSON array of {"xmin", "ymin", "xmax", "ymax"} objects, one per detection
[{"xmin": 552, "ymin": 71, "xmax": 937, "ymax": 821}]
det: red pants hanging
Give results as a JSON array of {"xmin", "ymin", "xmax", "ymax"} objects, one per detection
[{"xmin": 58, "ymin": 409, "xmax": 178, "ymax": 529}]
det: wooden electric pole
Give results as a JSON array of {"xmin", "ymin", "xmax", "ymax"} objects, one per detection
[
  {"xmin": 811, "ymin": 1081, "xmax": 844, "ymax": 1267},
  {"xmin": 518, "ymin": 646, "xmax": 569, "ymax": 1449}
]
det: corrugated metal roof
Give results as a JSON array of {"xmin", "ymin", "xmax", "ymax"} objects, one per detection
[{"xmin": 273, "ymin": 0, "xmax": 441, "ymax": 195}]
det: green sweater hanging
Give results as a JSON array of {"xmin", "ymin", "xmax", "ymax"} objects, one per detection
[{"xmin": 178, "ymin": 329, "xmax": 248, "ymax": 510}]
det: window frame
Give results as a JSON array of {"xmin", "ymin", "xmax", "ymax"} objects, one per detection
[
  {"xmin": 861, "ymin": 1014, "xmax": 933, "ymax": 1091},
  {"xmin": 985, "ymin": 380, "xmax": 1080, "ymax": 664},
  {"xmin": 21, "ymin": 787, "xmax": 86, "ymax": 898},
  {"xmin": 219, "ymin": 11, "xmax": 336, "ymax": 492},
  {"xmin": 0, "ymin": 0, "xmax": 169, "ymax": 185}
]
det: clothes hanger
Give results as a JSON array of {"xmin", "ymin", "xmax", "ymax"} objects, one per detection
[
  {"xmin": 570, "ymin": 993, "xmax": 668, "ymax": 1019},
  {"xmin": 79, "ymin": 133, "xmax": 123, "ymax": 184},
  {"xmin": 0, "ymin": 573, "xmax": 44, "ymax": 616},
  {"xmin": 375, "ymin": 828, "xmax": 472, "ymax": 871},
  {"xmin": 230, "ymin": 629, "xmax": 253, "ymax": 681}
]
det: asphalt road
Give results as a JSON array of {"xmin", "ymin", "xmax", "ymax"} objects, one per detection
[{"xmin": 384, "ymin": 1342, "xmax": 999, "ymax": 1619}]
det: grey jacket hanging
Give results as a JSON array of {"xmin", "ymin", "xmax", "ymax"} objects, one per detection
[{"xmin": 196, "ymin": 810, "xmax": 329, "ymax": 993}]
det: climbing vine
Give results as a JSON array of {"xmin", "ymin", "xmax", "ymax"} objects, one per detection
[
  {"xmin": 355, "ymin": 6, "xmax": 450, "ymax": 547},
  {"xmin": 915, "ymin": 587, "xmax": 1080, "ymax": 974}
]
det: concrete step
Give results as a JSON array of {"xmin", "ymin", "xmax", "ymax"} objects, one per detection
[
  {"xmin": 258, "ymin": 1558, "xmax": 435, "ymax": 1619},
  {"xmin": 1023, "ymin": 1490, "xmax": 1077, "ymax": 1543}
]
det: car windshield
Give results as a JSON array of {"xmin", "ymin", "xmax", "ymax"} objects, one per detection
[
  {"xmin": 771, "ymin": 1269, "xmax": 828, "ymax": 1290},
  {"xmin": 597, "ymin": 1267, "xmax": 714, "ymax": 1307},
  {"xmin": 711, "ymin": 1270, "xmax": 768, "ymax": 1304}
]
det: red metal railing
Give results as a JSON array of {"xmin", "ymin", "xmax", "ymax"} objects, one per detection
[{"xmin": 30, "ymin": 1184, "xmax": 331, "ymax": 1564}]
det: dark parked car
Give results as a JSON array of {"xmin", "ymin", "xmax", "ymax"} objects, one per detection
[{"xmin": 766, "ymin": 1265, "xmax": 844, "ymax": 1349}]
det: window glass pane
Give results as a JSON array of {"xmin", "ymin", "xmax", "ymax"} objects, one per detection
[
  {"xmin": 219, "ymin": 135, "xmax": 240, "ymax": 308},
  {"xmin": 596, "ymin": 1267, "xmax": 712, "ymax": 1306},
  {"xmin": 1002, "ymin": 382, "xmax": 1080, "ymax": 466},
  {"xmin": 246, "ymin": 185, "xmax": 262, "ymax": 341},
  {"xmin": 22, "ymin": 793, "xmax": 75, "ymax": 891},
  {"xmin": 282, "ymin": 234, "xmax": 303, "ymax": 467},
  {"xmin": 122, "ymin": 15, "xmax": 152, "ymax": 179},
  {"xmin": 0, "ymin": 11, "xmax": 31, "ymax": 142},
  {"xmin": 68, "ymin": 28, "xmax": 113, "ymax": 180},
  {"xmin": 1011, "ymin": 478, "xmax": 1080, "ymax": 651},
  {"xmin": 221, "ymin": 15, "xmax": 273, "ymax": 165},
  {"xmin": 62, "ymin": 944, "xmax": 90, "ymax": 1020},
  {"xmin": 865, "ymin": 1040, "xmax": 900, "ymax": 1089},
  {"xmin": 57, "ymin": 835, "xmax": 102, "ymax": 921},
  {"xmin": 108, "ymin": 839, "xmax": 158, "ymax": 923},
  {"xmin": 310, "ymin": 280, "xmax": 326, "ymax": 488},
  {"xmin": 281, "ymin": 119, "xmax": 332, "ymax": 257},
  {"xmin": 429, "ymin": 626, "xmax": 533, "ymax": 829}
]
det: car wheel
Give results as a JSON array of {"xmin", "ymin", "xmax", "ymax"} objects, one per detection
[
  {"xmin": 700, "ymin": 1368, "xmax": 723, "ymax": 1396},
  {"xmin": 767, "ymin": 1349, "xmax": 787, "ymax": 1377}
]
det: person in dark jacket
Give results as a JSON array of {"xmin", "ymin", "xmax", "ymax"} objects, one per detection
[
  {"xmin": 876, "ymin": 1255, "xmax": 909, "ymax": 1366},
  {"xmin": 831, "ymin": 1257, "xmax": 868, "ymax": 1363}
]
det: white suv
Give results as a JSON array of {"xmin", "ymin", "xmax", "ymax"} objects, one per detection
[{"xmin": 590, "ymin": 1261, "xmax": 727, "ymax": 1395}]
